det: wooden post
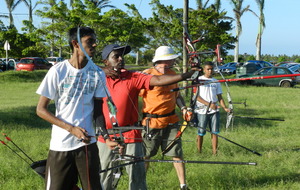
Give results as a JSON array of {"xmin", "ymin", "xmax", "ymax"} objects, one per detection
[{"xmin": 182, "ymin": 0, "xmax": 189, "ymax": 96}]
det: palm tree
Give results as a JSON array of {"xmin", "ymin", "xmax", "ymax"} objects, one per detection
[
  {"xmin": 89, "ymin": 0, "xmax": 115, "ymax": 9},
  {"xmin": 213, "ymin": 0, "xmax": 221, "ymax": 12},
  {"xmin": 0, "ymin": 14, "xmax": 9, "ymax": 22},
  {"xmin": 196, "ymin": 0, "xmax": 211, "ymax": 10},
  {"xmin": 255, "ymin": 0, "xmax": 265, "ymax": 60},
  {"xmin": 228, "ymin": 0, "xmax": 252, "ymax": 62},
  {"xmin": 21, "ymin": 0, "xmax": 40, "ymax": 23},
  {"xmin": 37, "ymin": 0, "xmax": 59, "ymax": 57},
  {"xmin": 4, "ymin": 0, "xmax": 23, "ymax": 28},
  {"xmin": 21, "ymin": 0, "xmax": 40, "ymax": 32},
  {"xmin": 69, "ymin": 0, "xmax": 115, "ymax": 10}
]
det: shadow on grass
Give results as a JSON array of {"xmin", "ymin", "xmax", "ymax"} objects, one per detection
[
  {"xmin": 212, "ymin": 168, "xmax": 300, "ymax": 189},
  {"xmin": 220, "ymin": 108, "xmax": 282, "ymax": 130},
  {"xmin": 0, "ymin": 104, "xmax": 55, "ymax": 130},
  {"xmin": 243, "ymin": 173, "xmax": 300, "ymax": 189}
]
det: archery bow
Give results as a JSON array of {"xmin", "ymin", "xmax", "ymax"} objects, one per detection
[
  {"xmin": 168, "ymin": 24, "xmax": 223, "ymax": 157},
  {"xmin": 214, "ymin": 45, "xmax": 234, "ymax": 129}
]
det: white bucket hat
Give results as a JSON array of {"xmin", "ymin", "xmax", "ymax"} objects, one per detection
[{"xmin": 152, "ymin": 46, "xmax": 179, "ymax": 63}]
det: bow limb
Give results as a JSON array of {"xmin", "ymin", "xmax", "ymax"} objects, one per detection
[
  {"xmin": 161, "ymin": 121, "xmax": 188, "ymax": 155},
  {"xmin": 225, "ymin": 89, "xmax": 234, "ymax": 129},
  {"xmin": 214, "ymin": 45, "xmax": 234, "ymax": 129},
  {"xmin": 183, "ymin": 24, "xmax": 201, "ymax": 81},
  {"xmin": 226, "ymin": 111, "xmax": 234, "ymax": 129}
]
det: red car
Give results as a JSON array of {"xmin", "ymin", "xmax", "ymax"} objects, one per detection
[{"xmin": 16, "ymin": 57, "xmax": 52, "ymax": 71}]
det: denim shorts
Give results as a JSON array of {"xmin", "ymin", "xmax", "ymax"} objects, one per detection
[{"xmin": 197, "ymin": 112, "xmax": 220, "ymax": 136}]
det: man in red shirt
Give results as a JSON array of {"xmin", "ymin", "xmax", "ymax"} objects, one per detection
[{"xmin": 97, "ymin": 44, "xmax": 194, "ymax": 190}]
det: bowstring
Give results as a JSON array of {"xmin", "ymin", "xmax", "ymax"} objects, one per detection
[
  {"xmin": 76, "ymin": 27, "xmax": 93, "ymax": 190},
  {"xmin": 76, "ymin": 27, "xmax": 126, "ymax": 186},
  {"xmin": 120, "ymin": 0, "xmax": 144, "ymax": 121}
]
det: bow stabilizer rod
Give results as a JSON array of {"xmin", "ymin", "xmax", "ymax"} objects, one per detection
[
  {"xmin": 171, "ymin": 73, "xmax": 300, "ymax": 92},
  {"xmin": 142, "ymin": 159, "xmax": 257, "ymax": 166},
  {"xmin": 190, "ymin": 123, "xmax": 262, "ymax": 156},
  {"xmin": 101, "ymin": 154, "xmax": 257, "ymax": 172}
]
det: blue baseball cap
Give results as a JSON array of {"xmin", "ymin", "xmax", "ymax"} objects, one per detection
[{"xmin": 101, "ymin": 44, "xmax": 131, "ymax": 60}]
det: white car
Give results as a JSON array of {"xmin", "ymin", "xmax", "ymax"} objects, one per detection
[{"xmin": 46, "ymin": 57, "xmax": 64, "ymax": 65}]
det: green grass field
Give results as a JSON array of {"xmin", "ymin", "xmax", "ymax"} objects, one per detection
[{"xmin": 0, "ymin": 70, "xmax": 299, "ymax": 190}]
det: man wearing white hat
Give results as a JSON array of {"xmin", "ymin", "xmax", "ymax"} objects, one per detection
[
  {"xmin": 140, "ymin": 46, "xmax": 190, "ymax": 190},
  {"xmin": 97, "ymin": 44, "xmax": 195, "ymax": 190}
]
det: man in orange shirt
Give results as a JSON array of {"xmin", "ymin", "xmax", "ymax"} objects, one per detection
[{"xmin": 140, "ymin": 46, "xmax": 191, "ymax": 190}]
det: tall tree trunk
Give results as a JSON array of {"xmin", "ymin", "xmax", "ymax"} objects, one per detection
[
  {"xmin": 255, "ymin": 0, "xmax": 265, "ymax": 61},
  {"xmin": 256, "ymin": 33, "xmax": 261, "ymax": 60},
  {"xmin": 9, "ymin": 11, "xmax": 14, "ymax": 27},
  {"xmin": 135, "ymin": 51, "xmax": 139, "ymax": 65},
  {"xmin": 234, "ymin": 28, "xmax": 239, "ymax": 62}
]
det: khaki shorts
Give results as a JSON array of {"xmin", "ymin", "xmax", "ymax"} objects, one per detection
[{"xmin": 142, "ymin": 123, "xmax": 183, "ymax": 158}]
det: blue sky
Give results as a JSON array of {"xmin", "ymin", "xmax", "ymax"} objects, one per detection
[{"xmin": 1, "ymin": 0, "xmax": 300, "ymax": 56}]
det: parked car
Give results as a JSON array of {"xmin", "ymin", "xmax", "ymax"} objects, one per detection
[
  {"xmin": 288, "ymin": 64, "xmax": 300, "ymax": 73},
  {"xmin": 236, "ymin": 60, "xmax": 273, "ymax": 77},
  {"xmin": 276, "ymin": 62, "xmax": 299, "ymax": 69},
  {"xmin": 238, "ymin": 66, "xmax": 297, "ymax": 87},
  {"xmin": 214, "ymin": 62, "xmax": 239, "ymax": 74},
  {"xmin": 274, "ymin": 61, "xmax": 295, "ymax": 67},
  {"xmin": 0, "ymin": 60, "xmax": 4, "ymax": 72},
  {"xmin": 246, "ymin": 60, "xmax": 273, "ymax": 69},
  {"xmin": 0, "ymin": 59, "xmax": 17, "ymax": 71},
  {"xmin": 46, "ymin": 57, "xmax": 64, "ymax": 65},
  {"xmin": 16, "ymin": 57, "xmax": 52, "ymax": 71}
]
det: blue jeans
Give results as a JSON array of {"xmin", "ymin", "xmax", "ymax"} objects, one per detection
[{"xmin": 197, "ymin": 112, "xmax": 220, "ymax": 136}]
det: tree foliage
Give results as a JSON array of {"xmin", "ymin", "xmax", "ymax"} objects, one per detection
[
  {"xmin": 1, "ymin": 0, "xmax": 296, "ymax": 64},
  {"xmin": 129, "ymin": 0, "xmax": 235, "ymax": 64},
  {"xmin": 0, "ymin": 27, "xmax": 46, "ymax": 58}
]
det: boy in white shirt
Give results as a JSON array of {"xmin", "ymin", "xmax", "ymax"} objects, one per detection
[
  {"xmin": 194, "ymin": 62, "xmax": 230, "ymax": 155},
  {"xmin": 36, "ymin": 27, "xmax": 105, "ymax": 190}
]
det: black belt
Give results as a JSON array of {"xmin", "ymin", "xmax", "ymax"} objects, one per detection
[{"xmin": 143, "ymin": 110, "xmax": 175, "ymax": 118}]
